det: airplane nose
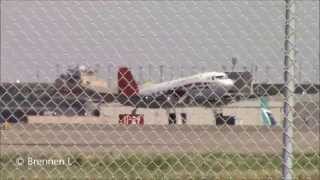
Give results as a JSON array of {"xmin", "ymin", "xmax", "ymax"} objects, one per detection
[{"xmin": 224, "ymin": 79, "xmax": 234, "ymax": 88}]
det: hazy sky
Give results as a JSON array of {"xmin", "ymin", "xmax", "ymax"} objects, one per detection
[{"xmin": 1, "ymin": 0, "xmax": 319, "ymax": 83}]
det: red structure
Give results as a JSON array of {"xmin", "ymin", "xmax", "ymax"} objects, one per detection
[{"xmin": 119, "ymin": 114, "xmax": 144, "ymax": 125}]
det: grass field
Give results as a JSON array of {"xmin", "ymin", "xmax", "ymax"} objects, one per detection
[{"xmin": 0, "ymin": 152, "xmax": 319, "ymax": 179}]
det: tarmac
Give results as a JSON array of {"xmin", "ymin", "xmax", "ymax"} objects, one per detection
[{"xmin": 0, "ymin": 123, "xmax": 318, "ymax": 154}]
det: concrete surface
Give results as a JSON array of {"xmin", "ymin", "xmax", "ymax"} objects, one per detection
[{"xmin": 1, "ymin": 124, "xmax": 318, "ymax": 154}]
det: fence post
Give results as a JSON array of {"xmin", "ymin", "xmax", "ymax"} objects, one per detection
[{"xmin": 282, "ymin": 0, "xmax": 296, "ymax": 179}]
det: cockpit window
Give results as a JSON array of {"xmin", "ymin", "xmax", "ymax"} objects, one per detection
[
  {"xmin": 216, "ymin": 75, "xmax": 225, "ymax": 79},
  {"xmin": 212, "ymin": 75, "xmax": 226, "ymax": 80}
]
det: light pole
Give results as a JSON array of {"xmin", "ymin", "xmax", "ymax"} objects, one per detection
[
  {"xmin": 231, "ymin": 57, "xmax": 238, "ymax": 72},
  {"xmin": 159, "ymin": 65, "xmax": 164, "ymax": 82},
  {"xmin": 148, "ymin": 64, "xmax": 153, "ymax": 82},
  {"xmin": 138, "ymin": 65, "xmax": 144, "ymax": 84}
]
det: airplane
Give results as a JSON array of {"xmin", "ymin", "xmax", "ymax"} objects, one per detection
[
  {"xmin": 0, "ymin": 65, "xmax": 278, "ymax": 125},
  {"xmin": 0, "ymin": 67, "xmax": 101, "ymax": 123},
  {"xmin": 116, "ymin": 67, "xmax": 235, "ymax": 123}
]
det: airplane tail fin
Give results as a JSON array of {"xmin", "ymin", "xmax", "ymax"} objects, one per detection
[
  {"xmin": 260, "ymin": 97, "xmax": 277, "ymax": 126},
  {"xmin": 118, "ymin": 67, "xmax": 139, "ymax": 96}
]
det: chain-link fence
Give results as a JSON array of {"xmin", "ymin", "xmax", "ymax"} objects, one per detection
[{"xmin": 0, "ymin": 0, "xmax": 319, "ymax": 179}]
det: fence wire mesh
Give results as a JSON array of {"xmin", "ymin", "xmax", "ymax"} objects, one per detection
[{"xmin": 0, "ymin": 0, "xmax": 319, "ymax": 179}]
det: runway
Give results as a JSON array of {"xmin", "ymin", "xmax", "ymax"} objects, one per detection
[{"xmin": 0, "ymin": 124, "xmax": 319, "ymax": 154}]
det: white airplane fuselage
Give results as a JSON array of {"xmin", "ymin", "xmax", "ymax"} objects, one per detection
[
  {"xmin": 117, "ymin": 67, "xmax": 234, "ymax": 108},
  {"xmin": 139, "ymin": 72, "xmax": 234, "ymax": 97}
]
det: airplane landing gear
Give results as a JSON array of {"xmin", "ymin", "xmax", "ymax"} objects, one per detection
[
  {"xmin": 212, "ymin": 107, "xmax": 236, "ymax": 125},
  {"xmin": 165, "ymin": 109, "xmax": 188, "ymax": 125},
  {"xmin": 181, "ymin": 113, "xmax": 187, "ymax": 124},
  {"xmin": 211, "ymin": 107, "xmax": 222, "ymax": 125},
  {"xmin": 166, "ymin": 108, "xmax": 177, "ymax": 125}
]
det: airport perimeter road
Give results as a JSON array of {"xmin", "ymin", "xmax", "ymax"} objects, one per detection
[{"xmin": 0, "ymin": 124, "xmax": 319, "ymax": 154}]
